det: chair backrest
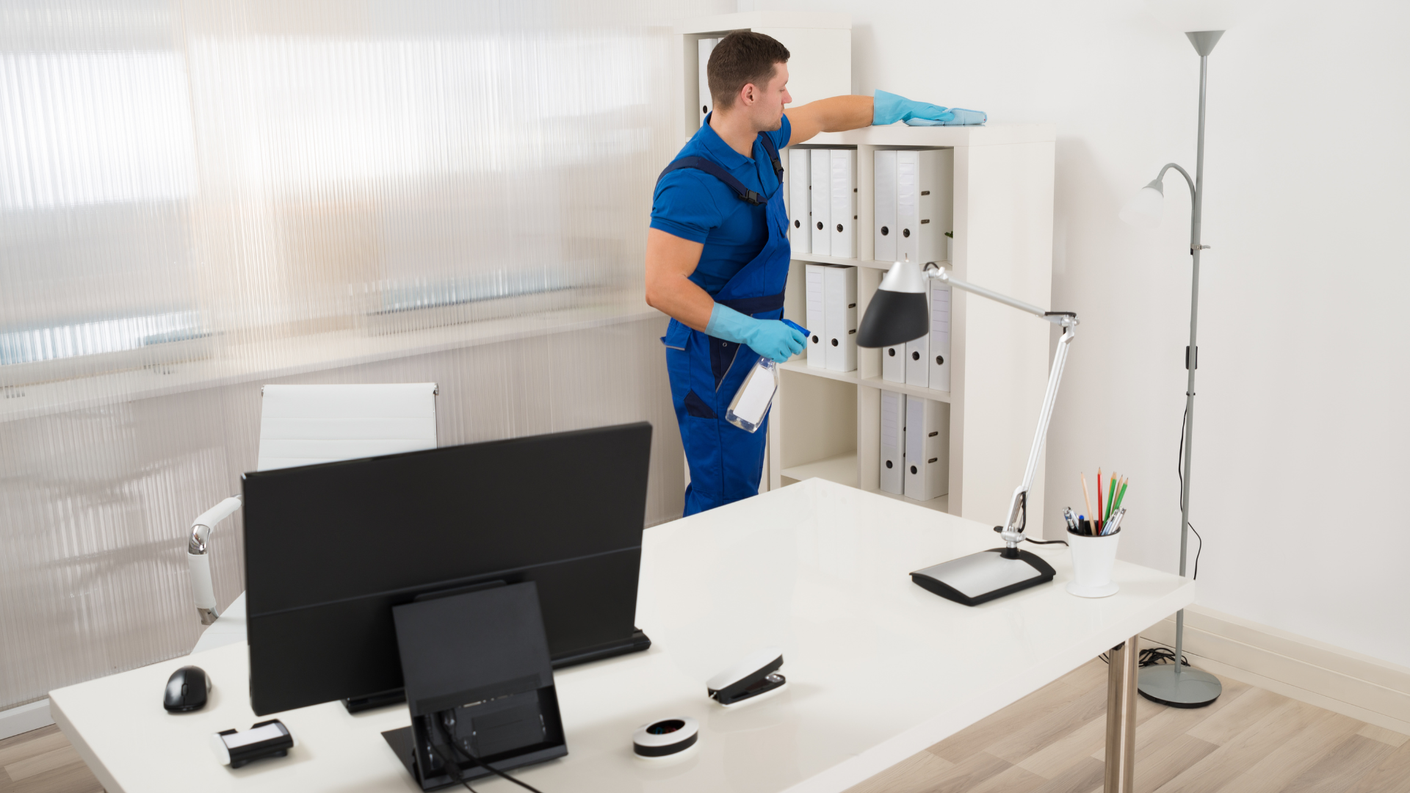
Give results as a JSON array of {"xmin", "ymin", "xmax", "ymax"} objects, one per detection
[{"xmin": 257, "ymin": 383, "xmax": 438, "ymax": 472}]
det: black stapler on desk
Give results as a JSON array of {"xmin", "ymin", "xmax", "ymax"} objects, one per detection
[{"xmin": 706, "ymin": 647, "xmax": 787, "ymax": 707}]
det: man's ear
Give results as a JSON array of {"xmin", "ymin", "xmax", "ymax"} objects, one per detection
[{"xmin": 739, "ymin": 83, "xmax": 757, "ymax": 107}]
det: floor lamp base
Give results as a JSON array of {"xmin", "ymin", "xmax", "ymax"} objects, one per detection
[{"xmin": 1137, "ymin": 663, "xmax": 1222, "ymax": 708}]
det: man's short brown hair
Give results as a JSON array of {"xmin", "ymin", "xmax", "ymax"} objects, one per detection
[{"xmin": 708, "ymin": 31, "xmax": 791, "ymax": 111}]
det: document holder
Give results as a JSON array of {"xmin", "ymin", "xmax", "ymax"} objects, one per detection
[{"xmin": 382, "ymin": 582, "xmax": 567, "ymax": 791}]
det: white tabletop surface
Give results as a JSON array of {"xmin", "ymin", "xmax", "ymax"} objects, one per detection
[{"xmin": 51, "ymin": 478, "xmax": 1194, "ymax": 793}]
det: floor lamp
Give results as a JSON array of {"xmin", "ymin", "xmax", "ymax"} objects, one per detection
[{"xmin": 1119, "ymin": 0, "xmax": 1255, "ymax": 708}]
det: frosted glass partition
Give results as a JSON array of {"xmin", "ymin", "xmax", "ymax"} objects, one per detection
[{"xmin": 0, "ymin": 0, "xmax": 720, "ymax": 711}]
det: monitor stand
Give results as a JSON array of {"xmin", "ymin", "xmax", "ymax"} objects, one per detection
[{"xmin": 346, "ymin": 628, "xmax": 651, "ymax": 714}]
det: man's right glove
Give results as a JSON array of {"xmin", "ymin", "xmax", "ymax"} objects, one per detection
[
  {"xmin": 873, "ymin": 90, "xmax": 986, "ymax": 126},
  {"xmin": 706, "ymin": 304, "xmax": 807, "ymax": 363}
]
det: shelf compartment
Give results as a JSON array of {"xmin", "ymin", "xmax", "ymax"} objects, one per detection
[
  {"xmin": 781, "ymin": 452, "xmax": 858, "ymax": 487},
  {"xmin": 778, "ymin": 359, "xmax": 859, "ymax": 386},
  {"xmin": 858, "ymin": 375, "xmax": 952, "ymax": 404}
]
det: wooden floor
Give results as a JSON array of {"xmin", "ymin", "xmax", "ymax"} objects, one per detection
[{"xmin": 3, "ymin": 660, "xmax": 1407, "ymax": 793}]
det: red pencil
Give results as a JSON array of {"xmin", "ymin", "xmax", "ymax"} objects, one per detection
[{"xmin": 1096, "ymin": 468, "xmax": 1104, "ymax": 531}]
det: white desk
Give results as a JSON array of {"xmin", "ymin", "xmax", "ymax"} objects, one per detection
[{"xmin": 52, "ymin": 479, "xmax": 1193, "ymax": 793}]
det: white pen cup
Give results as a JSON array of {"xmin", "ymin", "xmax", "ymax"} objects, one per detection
[{"xmin": 1066, "ymin": 527, "xmax": 1120, "ymax": 598}]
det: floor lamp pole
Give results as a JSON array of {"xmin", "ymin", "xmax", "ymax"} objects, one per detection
[{"xmin": 1138, "ymin": 30, "xmax": 1225, "ymax": 709}]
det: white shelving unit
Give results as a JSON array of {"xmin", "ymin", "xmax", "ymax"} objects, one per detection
[
  {"xmin": 676, "ymin": 13, "xmax": 852, "ymax": 143},
  {"xmin": 673, "ymin": 14, "xmax": 1054, "ymax": 533},
  {"xmin": 773, "ymin": 123, "xmax": 1056, "ymax": 529}
]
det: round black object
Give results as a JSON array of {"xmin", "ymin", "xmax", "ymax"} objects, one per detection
[
  {"xmin": 836, "ymin": 223, "xmax": 843, "ymax": 233},
  {"xmin": 794, "ymin": 220, "xmax": 801, "ymax": 228},
  {"xmin": 880, "ymin": 226, "xmax": 889, "ymax": 236},
  {"xmin": 912, "ymin": 351, "xmax": 920, "ymax": 361},
  {"xmin": 888, "ymin": 348, "xmax": 896, "ymax": 357},
  {"xmin": 811, "ymin": 334, "xmax": 819, "ymax": 343},
  {"xmin": 903, "ymin": 228, "xmax": 911, "ymax": 238},
  {"xmin": 935, "ymin": 355, "xmax": 944, "ymax": 365},
  {"xmin": 817, "ymin": 221, "xmax": 824, "ymax": 230},
  {"xmin": 633, "ymin": 717, "xmax": 700, "ymax": 758},
  {"xmin": 886, "ymin": 461, "xmax": 893, "ymax": 469},
  {"xmin": 910, "ymin": 465, "xmax": 918, "ymax": 475},
  {"xmin": 831, "ymin": 338, "xmax": 838, "ymax": 346},
  {"xmin": 648, "ymin": 719, "xmax": 685, "ymax": 735}
]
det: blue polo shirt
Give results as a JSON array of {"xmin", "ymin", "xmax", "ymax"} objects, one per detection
[{"xmin": 650, "ymin": 114, "xmax": 791, "ymax": 296}]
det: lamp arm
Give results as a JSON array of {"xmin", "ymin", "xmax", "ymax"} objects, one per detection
[
  {"xmin": 188, "ymin": 495, "xmax": 242, "ymax": 626},
  {"xmin": 1156, "ymin": 163, "xmax": 1196, "ymax": 204},
  {"xmin": 925, "ymin": 264, "xmax": 1078, "ymax": 546}
]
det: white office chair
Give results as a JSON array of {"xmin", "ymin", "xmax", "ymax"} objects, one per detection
[{"xmin": 188, "ymin": 383, "xmax": 438, "ymax": 654}]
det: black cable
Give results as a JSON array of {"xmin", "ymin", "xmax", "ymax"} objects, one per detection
[
  {"xmin": 442, "ymin": 715, "xmax": 546, "ymax": 793},
  {"xmin": 427, "ymin": 718, "xmax": 479, "ymax": 793},
  {"xmin": 1098, "ymin": 646, "xmax": 1189, "ymax": 668},
  {"xmin": 1177, "ymin": 405, "xmax": 1205, "ymax": 581}
]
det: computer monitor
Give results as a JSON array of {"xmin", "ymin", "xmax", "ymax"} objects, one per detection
[{"xmin": 242, "ymin": 421, "xmax": 653, "ymax": 717}]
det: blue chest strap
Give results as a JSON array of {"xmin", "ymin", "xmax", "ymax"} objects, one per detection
[{"xmin": 656, "ymin": 133, "xmax": 783, "ymax": 207}]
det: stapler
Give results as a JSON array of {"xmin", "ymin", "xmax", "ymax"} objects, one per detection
[{"xmin": 706, "ymin": 647, "xmax": 787, "ymax": 707}]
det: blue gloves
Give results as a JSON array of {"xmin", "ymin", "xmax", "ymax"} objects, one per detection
[
  {"xmin": 706, "ymin": 305, "xmax": 806, "ymax": 363},
  {"xmin": 872, "ymin": 90, "xmax": 986, "ymax": 126}
]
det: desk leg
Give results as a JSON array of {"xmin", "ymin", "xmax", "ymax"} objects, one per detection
[{"xmin": 1104, "ymin": 636, "xmax": 1139, "ymax": 793}]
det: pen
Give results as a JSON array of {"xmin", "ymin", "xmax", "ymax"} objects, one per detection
[
  {"xmin": 1063, "ymin": 507, "xmax": 1078, "ymax": 532},
  {"xmin": 1106, "ymin": 507, "xmax": 1126, "ymax": 535}
]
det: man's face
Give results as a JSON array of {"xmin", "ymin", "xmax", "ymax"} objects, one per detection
[{"xmin": 749, "ymin": 62, "xmax": 792, "ymax": 132}]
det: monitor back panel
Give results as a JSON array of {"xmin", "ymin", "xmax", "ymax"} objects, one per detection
[{"xmin": 242, "ymin": 422, "xmax": 652, "ymax": 716}]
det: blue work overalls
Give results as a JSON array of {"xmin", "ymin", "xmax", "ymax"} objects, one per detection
[{"xmin": 659, "ymin": 133, "xmax": 791, "ymax": 517}]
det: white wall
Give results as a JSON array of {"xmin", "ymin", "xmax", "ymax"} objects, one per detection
[{"xmin": 745, "ymin": 0, "xmax": 1410, "ymax": 668}]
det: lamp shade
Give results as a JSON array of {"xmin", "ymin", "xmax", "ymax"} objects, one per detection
[
  {"xmin": 857, "ymin": 259, "xmax": 932, "ymax": 348},
  {"xmin": 1119, "ymin": 186, "xmax": 1165, "ymax": 229},
  {"xmin": 1144, "ymin": 0, "xmax": 1254, "ymax": 32},
  {"xmin": 857, "ymin": 289, "xmax": 929, "ymax": 348}
]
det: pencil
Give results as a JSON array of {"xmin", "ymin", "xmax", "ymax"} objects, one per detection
[
  {"xmin": 1112, "ymin": 477, "xmax": 1129, "ymax": 514},
  {"xmin": 1106, "ymin": 473, "xmax": 1118, "ymax": 523},
  {"xmin": 1096, "ymin": 469, "xmax": 1104, "ymax": 531},
  {"xmin": 1081, "ymin": 473, "xmax": 1093, "ymax": 527}
]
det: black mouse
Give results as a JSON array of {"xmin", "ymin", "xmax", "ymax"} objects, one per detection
[{"xmin": 163, "ymin": 665, "xmax": 212, "ymax": 712}]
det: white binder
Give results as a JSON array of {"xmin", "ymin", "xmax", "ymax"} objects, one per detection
[
  {"xmin": 904, "ymin": 396, "xmax": 950, "ymax": 502},
  {"xmin": 830, "ymin": 149, "xmax": 857, "ymax": 258},
  {"xmin": 882, "ymin": 342, "xmax": 905, "ymax": 382},
  {"xmin": 810, "ymin": 149, "xmax": 831, "ymax": 255},
  {"xmin": 697, "ymin": 38, "xmax": 717, "ymax": 127},
  {"xmin": 880, "ymin": 390, "xmax": 904, "ymax": 495},
  {"xmin": 874, "ymin": 149, "xmax": 897, "ymax": 264},
  {"xmin": 929, "ymin": 279, "xmax": 952, "ymax": 392},
  {"xmin": 788, "ymin": 148, "xmax": 811, "ymax": 255},
  {"xmin": 897, "ymin": 150, "xmax": 954, "ymax": 265},
  {"xmin": 823, "ymin": 265, "xmax": 857, "ymax": 372},
  {"xmin": 805, "ymin": 264, "xmax": 828, "ymax": 369},
  {"xmin": 905, "ymin": 287, "xmax": 930, "ymax": 386}
]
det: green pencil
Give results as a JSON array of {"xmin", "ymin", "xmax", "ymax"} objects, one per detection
[
  {"xmin": 1112, "ymin": 478, "xmax": 1128, "ymax": 514},
  {"xmin": 1106, "ymin": 474, "xmax": 1118, "ymax": 522}
]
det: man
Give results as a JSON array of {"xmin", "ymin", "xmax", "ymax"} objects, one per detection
[{"xmin": 646, "ymin": 31, "xmax": 960, "ymax": 516}]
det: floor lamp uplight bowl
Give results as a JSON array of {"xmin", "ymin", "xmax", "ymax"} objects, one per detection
[{"xmin": 1119, "ymin": 0, "xmax": 1262, "ymax": 708}]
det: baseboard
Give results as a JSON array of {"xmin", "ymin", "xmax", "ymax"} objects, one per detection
[
  {"xmin": 1141, "ymin": 605, "xmax": 1410, "ymax": 735},
  {"xmin": 0, "ymin": 699, "xmax": 54, "ymax": 741}
]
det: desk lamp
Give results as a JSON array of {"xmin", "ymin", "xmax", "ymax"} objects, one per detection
[
  {"xmin": 1115, "ymin": 0, "xmax": 1252, "ymax": 708},
  {"xmin": 857, "ymin": 259, "xmax": 1078, "ymax": 606}
]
